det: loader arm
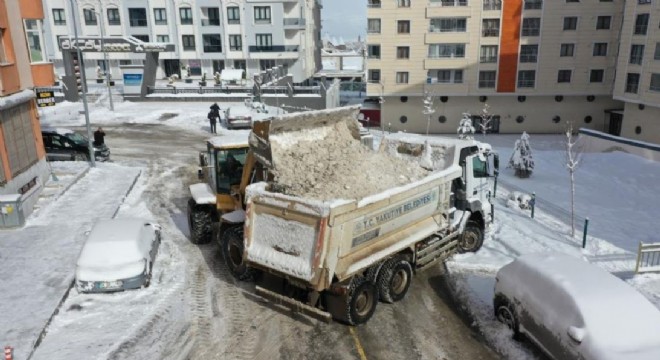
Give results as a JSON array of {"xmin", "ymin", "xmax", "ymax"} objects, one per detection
[{"xmin": 238, "ymin": 150, "xmax": 257, "ymax": 206}]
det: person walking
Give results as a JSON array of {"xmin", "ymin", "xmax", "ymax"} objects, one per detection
[
  {"xmin": 208, "ymin": 111, "xmax": 217, "ymax": 134},
  {"xmin": 93, "ymin": 127, "xmax": 106, "ymax": 146},
  {"xmin": 210, "ymin": 102, "xmax": 220, "ymax": 116}
]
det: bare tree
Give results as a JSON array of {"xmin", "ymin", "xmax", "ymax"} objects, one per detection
[
  {"xmin": 478, "ymin": 103, "xmax": 493, "ymax": 138},
  {"xmin": 422, "ymin": 90, "xmax": 435, "ymax": 135},
  {"xmin": 565, "ymin": 121, "xmax": 582, "ymax": 237}
]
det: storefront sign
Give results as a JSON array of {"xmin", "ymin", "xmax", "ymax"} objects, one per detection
[{"xmin": 35, "ymin": 90, "xmax": 55, "ymax": 107}]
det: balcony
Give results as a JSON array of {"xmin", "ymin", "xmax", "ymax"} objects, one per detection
[
  {"xmin": 201, "ymin": 18, "xmax": 221, "ymax": 26},
  {"xmin": 248, "ymin": 45, "xmax": 299, "ymax": 59},
  {"xmin": 368, "ymin": 1, "xmax": 381, "ymax": 8},
  {"xmin": 283, "ymin": 18, "xmax": 305, "ymax": 29},
  {"xmin": 129, "ymin": 18, "xmax": 147, "ymax": 27}
]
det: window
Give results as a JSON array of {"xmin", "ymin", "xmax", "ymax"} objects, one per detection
[
  {"xmin": 520, "ymin": 45, "xmax": 538, "ymax": 63},
  {"xmin": 396, "ymin": 72, "xmax": 409, "ymax": 84},
  {"xmin": 479, "ymin": 71, "xmax": 496, "ymax": 88},
  {"xmin": 156, "ymin": 35, "xmax": 169, "ymax": 43},
  {"xmin": 590, "ymin": 69, "xmax": 604, "ymax": 83},
  {"xmin": 428, "ymin": 44, "xmax": 465, "ymax": 58},
  {"xmin": 557, "ymin": 70, "xmax": 572, "ymax": 83},
  {"xmin": 522, "ymin": 18, "xmax": 540, "ymax": 36},
  {"xmin": 182, "ymin": 35, "xmax": 195, "ymax": 50},
  {"xmin": 202, "ymin": 7, "xmax": 220, "ymax": 26},
  {"xmin": 431, "ymin": 69, "xmax": 463, "ymax": 83},
  {"xmin": 133, "ymin": 35, "xmax": 149, "ymax": 42},
  {"xmin": 564, "ymin": 17, "xmax": 578, "ymax": 30},
  {"xmin": 255, "ymin": 34, "xmax": 273, "ymax": 49},
  {"xmin": 128, "ymin": 8, "xmax": 147, "ymax": 27},
  {"xmin": 482, "ymin": 19, "xmax": 500, "ymax": 37},
  {"xmin": 180, "ymin": 7, "xmax": 193, "ymax": 25},
  {"xmin": 369, "ymin": 69, "xmax": 381, "ymax": 82},
  {"xmin": 154, "ymin": 8, "xmax": 167, "ymax": 25},
  {"xmin": 52, "ymin": 9, "xmax": 66, "ymax": 26},
  {"xmin": 83, "ymin": 9, "xmax": 97, "ymax": 25},
  {"xmin": 566, "ymin": 0, "xmax": 579, "ymax": 2},
  {"xmin": 639, "ymin": 0, "xmax": 651, "ymax": 3},
  {"xmin": 368, "ymin": 19, "xmax": 381, "ymax": 33},
  {"xmin": 368, "ymin": 44, "xmax": 381, "ymax": 59},
  {"xmin": 203, "ymin": 34, "xmax": 222, "ymax": 52},
  {"xmin": 227, "ymin": 7, "xmax": 240, "ymax": 24},
  {"xmin": 524, "ymin": 0, "xmax": 542, "ymax": 10},
  {"xmin": 593, "ymin": 43, "xmax": 608, "ymax": 56},
  {"xmin": 398, "ymin": 20, "xmax": 410, "ymax": 34},
  {"xmin": 625, "ymin": 73, "xmax": 640, "ymax": 93},
  {"xmin": 430, "ymin": 18, "xmax": 466, "ymax": 33},
  {"xmin": 254, "ymin": 6, "xmax": 271, "ymax": 24},
  {"xmin": 634, "ymin": 14, "xmax": 649, "ymax": 35},
  {"xmin": 368, "ymin": 0, "xmax": 382, "ymax": 8},
  {"xmin": 480, "ymin": 45, "xmax": 498, "ymax": 63},
  {"xmin": 397, "ymin": 46, "xmax": 410, "ymax": 59},
  {"xmin": 560, "ymin": 43, "xmax": 575, "ymax": 57},
  {"xmin": 483, "ymin": 0, "xmax": 502, "ymax": 10},
  {"xmin": 655, "ymin": 43, "xmax": 660, "ymax": 60},
  {"xmin": 260, "ymin": 60, "xmax": 276, "ymax": 70},
  {"xmin": 650, "ymin": 74, "xmax": 660, "ymax": 92},
  {"xmin": 596, "ymin": 16, "xmax": 611, "ymax": 30},
  {"xmin": 433, "ymin": 0, "xmax": 468, "ymax": 6},
  {"xmin": 630, "ymin": 45, "xmax": 645, "ymax": 65},
  {"xmin": 398, "ymin": 0, "xmax": 411, "ymax": 7},
  {"xmin": 0, "ymin": 102, "xmax": 38, "ymax": 177},
  {"xmin": 24, "ymin": 20, "xmax": 45, "ymax": 62},
  {"xmin": 229, "ymin": 35, "xmax": 242, "ymax": 51},
  {"xmin": 518, "ymin": 70, "xmax": 536, "ymax": 88},
  {"xmin": 106, "ymin": 8, "xmax": 120, "ymax": 25}
]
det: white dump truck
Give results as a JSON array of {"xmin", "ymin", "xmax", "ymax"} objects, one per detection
[{"xmin": 219, "ymin": 107, "xmax": 498, "ymax": 325}]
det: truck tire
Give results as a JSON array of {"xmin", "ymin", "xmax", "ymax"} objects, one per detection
[
  {"xmin": 220, "ymin": 226, "xmax": 257, "ymax": 281},
  {"xmin": 187, "ymin": 199, "xmax": 212, "ymax": 244},
  {"xmin": 327, "ymin": 276, "xmax": 378, "ymax": 325},
  {"xmin": 377, "ymin": 258, "xmax": 413, "ymax": 303},
  {"xmin": 458, "ymin": 220, "xmax": 484, "ymax": 253}
]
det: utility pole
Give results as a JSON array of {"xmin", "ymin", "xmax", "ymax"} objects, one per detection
[
  {"xmin": 69, "ymin": 0, "xmax": 95, "ymax": 167},
  {"xmin": 98, "ymin": 0, "xmax": 113, "ymax": 111}
]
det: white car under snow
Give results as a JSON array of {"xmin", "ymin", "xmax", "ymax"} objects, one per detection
[
  {"xmin": 494, "ymin": 253, "xmax": 660, "ymax": 360},
  {"xmin": 76, "ymin": 219, "xmax": 161, "ymax": 293}
]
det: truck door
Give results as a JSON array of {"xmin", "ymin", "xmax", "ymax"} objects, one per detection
[{"xmin": 464, "ymin": 154, "xmax": 492, "ymax": 219}]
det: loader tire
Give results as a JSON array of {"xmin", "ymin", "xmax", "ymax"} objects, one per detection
[
  {"xmin": 377, "ymin": 257, "xmax": 413, "ymax": 303},
  {"xmin": 187, "ymin": 199, "xmax": 212, "ymax": 244},
  {"xmin": 458, "ymin": 220, "xmax": 484, "ymax": 253},
  {"xmin": 220, "ymin": 226, "xmax": 257, "ymax": 281}
]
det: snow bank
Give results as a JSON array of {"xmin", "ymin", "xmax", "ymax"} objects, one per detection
[{"xmin": 0, "ymin": 89, "xmax": 35, "ymax": 110}]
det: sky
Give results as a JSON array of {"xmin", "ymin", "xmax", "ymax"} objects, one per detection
[{"xmin": 321, "ymin": 0, "xmax": 366, "ymax": 41}]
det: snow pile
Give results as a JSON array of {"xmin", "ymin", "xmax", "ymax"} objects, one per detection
[{"xmin": 508, "ymin": 132, "xmax": 535, "ymax": 178}]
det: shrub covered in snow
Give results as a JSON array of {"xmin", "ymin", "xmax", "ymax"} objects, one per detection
[
  {"xmin": 457, "ymin": 112, "xmax": 475, "ymax": 140},
  {"xmin": 508, "ymin": 132, "xmax": 535, "ymax": 178}
]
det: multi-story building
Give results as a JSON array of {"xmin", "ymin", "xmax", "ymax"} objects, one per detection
[
  {"xmin": 0, "ymin": 0, "xmax": 53, "ymax": 215},
  {"xmin": 41, "ymin": 0, "xmax": 322, "ymax": 83},
  {"xmin": 367, "ymin": 0, "xmax": 633, "ymax": 137}
]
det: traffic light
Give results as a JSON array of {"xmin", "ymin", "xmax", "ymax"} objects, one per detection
[{"xmin": 71, "ymin": 52, "xmax": 83, "ymax": 94}]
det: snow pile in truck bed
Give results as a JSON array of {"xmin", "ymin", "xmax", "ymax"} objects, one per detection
[{"xmin": 269, "ymin": 120, "xmax": 430, "ymax": 201}]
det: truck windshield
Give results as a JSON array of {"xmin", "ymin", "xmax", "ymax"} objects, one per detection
[
  {"xmin": 216, "ymin": 148, "xmax": 248, "ymax": 194},
  {"xmin": 472, "ymin": 157, "xmax": 489, "ymax": 178}
]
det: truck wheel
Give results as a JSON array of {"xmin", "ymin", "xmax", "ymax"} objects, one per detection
[
  {"xmin": 187, "ymin": 199, "xmax": 212, "ymax": 244},
  {"xmin": 377, "ymin": 258, "xmax": 413, "ymax": 303},
  {"xmin": 458, "ymin": 220, "xmax": 484, "ymax": 253},
  {"xmin": 344, "ymin": 276, "xmax": 378, "ymax": 325},
  {"xmin": 220, "ymin": 226, "xmax": 257, "ymax": 281}
]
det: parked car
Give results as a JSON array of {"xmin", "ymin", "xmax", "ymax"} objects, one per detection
[
  {"xmin": 223, "ymin": 106, "xmax": 252, "ymax": 129},
  {"xmin": 41, "ymin": 127, "xmax": 110, "ymax": 162},
  {"xmin": 494, "ymin": 253, "xmax": 660, "ymax": 360},
  {"xmin": 76, "ymin": 219, "xmax": 161, "ymax": 293}
]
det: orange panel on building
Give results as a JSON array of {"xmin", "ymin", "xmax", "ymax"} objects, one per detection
[
  {"xmin": 497, "ymin": 0, "xmax": 522, "ymax": 93},
  {"xmin": 29, "ymin": 101, "xmax": 46, "ymax": 160},
  {"xmin": 31, "ymin": 63, "xmax": 55, "ymax": 87},
  {"xmin": 19, "ymin": 0, "xmax": 44, "ymax": 19},
  {"xmin": 0, "ymin": 122, "xmax": 12, "ymax": 182}
]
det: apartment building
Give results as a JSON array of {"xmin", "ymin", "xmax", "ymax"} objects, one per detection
[
  {"xmin": 0, "ymin": 0, "xmax": 53, "ymax": 215},
  {"xmin": 41, "ymin": 0, "xmax": 322, "ymax": 83},
  {"xmin": 366, "ymin": 0, "xmax": 628, "ymax": 136}
]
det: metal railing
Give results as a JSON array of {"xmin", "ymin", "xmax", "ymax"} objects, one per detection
[
  {"xmin": 283, "ymin": 18, "xmax": 306, "ymax": 26},
  {"xmin": 635, "ymin": 242, "xmax": 660, "ymax": 273},
  {"xmin": 248, "ymin": 45, "xmax": 298, "ymax": 53},
  {"xmin": 129, "ymin": 19, "xmax": 147, "ymax": 27}
]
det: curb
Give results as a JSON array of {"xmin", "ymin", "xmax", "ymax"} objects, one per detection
[{"xmin": 50, "ymin": 166, "xmax": 91, "ymax": 203}]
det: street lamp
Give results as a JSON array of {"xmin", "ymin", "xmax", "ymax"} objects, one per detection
[{"xmin": 96, "ymin": 0, "xmax": 114, "ymax": 111}]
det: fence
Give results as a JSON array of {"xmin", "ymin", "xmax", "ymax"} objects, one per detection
[{"xmin": 635, "ymin": 242, "xmax": 660, "ymax": 273}]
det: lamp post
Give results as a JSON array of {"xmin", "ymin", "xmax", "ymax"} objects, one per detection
[{"xmin": 97, "ymin": 1, "xmax": 114, "ymax": 111}]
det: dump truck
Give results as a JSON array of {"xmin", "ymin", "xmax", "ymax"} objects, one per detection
[{"xmin": 214, "ymin": 107, "xmax": 498, "ymax": 325}]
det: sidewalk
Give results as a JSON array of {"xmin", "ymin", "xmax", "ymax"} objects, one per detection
[{"xmin": 0, "ymin": 163, "xmax": 141, "ymax": 360}]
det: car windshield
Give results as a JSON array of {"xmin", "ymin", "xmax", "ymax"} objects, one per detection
[{"xmin": 65, "ymin": 132, "xmax": 89, "ymax": 146}]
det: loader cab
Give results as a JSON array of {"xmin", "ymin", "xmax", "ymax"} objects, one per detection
[{"xmin": 201, "ymin": 138, "xmax": 250, "ymax": 213}]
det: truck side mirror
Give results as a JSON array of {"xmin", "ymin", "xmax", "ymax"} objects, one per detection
[{"xmin": 197, "ymin": 169, "xmax": 203, "ymax": 180}]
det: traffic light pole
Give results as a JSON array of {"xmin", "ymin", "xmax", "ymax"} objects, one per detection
[
  {"xmin": 97, "ymin": 0, "xmax": 113, "ymax": 111},
  {"xmin": 69, "ymin": 0, "xmax": 96, "ymax": 167}
]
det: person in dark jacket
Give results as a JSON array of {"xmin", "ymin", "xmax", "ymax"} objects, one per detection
[
  {"xmin": 210, "ymin": 102, "xmax": 220, "ymax": 115},
  {"xmin": 208, "ymin": 111, "xmax": 217, "ymax": 134},
  {"xmin": 93, "ymin": 127, "xmax": 105, "ymax": 146}
]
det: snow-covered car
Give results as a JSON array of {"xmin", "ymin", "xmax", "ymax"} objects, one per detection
[
  {"xmin": 41, "ymin": 127, "xmax": 111, "ymax": 162},
  {"xmin": 75, "ymin": 219, "xmax": 161, "ymax": 293},
  {"xmin": 494, "ymin": 253, "xmax": 660, "ymax": 360},
  {"xmin": 223, "ymin": 106, "xmax": 252, "ymax": 129}
]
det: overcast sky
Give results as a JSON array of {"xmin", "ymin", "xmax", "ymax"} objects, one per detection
[{"xmin": 321, "ymin": 0, "xmax": 366, "ymax": 41}]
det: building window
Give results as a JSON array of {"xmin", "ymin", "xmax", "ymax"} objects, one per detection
[
  {"xmin": 518, "ymin": 70, "xmax": 536, "ymax": 88},
  {"xmin": 260, "ymin": 60, "xmax": 276, "ymax": 70},
  {"xmin": 630, "ymin": 44, "xmax": 645, "ymax": 65},
  {"xmin": 202, "ymin": 7, "xmax": 220, "ymax": 26},
  {"xmin": 0, "ymin": 102, "xmax": 38, "ymax": 177},
  {"xmin": 128, "ymin": 8, "xmax": 147, "ymax": 27},
  {"xmin": 368, "ymin": 19, "xmax": 381, "ymax": 33},
  {"xmin": 24, "ymin": 20, "xmax": 45, "ymax": 62},
  {"xmin": 655, "ymin": 43, "xmax": 660, "ymax": 60},
  {"xmin": 106, "ymin": 8, "xmax": 120, "ymax": 26},
  {"xmin": 563, "ymin": 17, "xmax": 578, "ymax": 30},
  {"xmin": 566, "ymin": 0, "xmax": 579, "ymax": 2},
  {"xmin": 227, "ymin": 7, "xmax": 240, "ymax": 24},
  {"xmin": 483, "ymin": 0, "xmax": 502, "ymax": 10},
  {"xmin": 639, "ymin": 0, "xmax": 651, "ymax": 3},
  {"xmin": 254, "ymin": 6, "xmax": 271, "ymax": 24},
  {"xmin": 593, "ymin": 43, "xmax": 608, "ymax": 56},
  {"xmin": 482, "ymin": 19, "xmax": 500, "ymax": 37},
  {"xmin": 180, "ymin": 7, "xmax": 193, "ymax": 25},
  {"xmin": 557, "ymin": 70, "xmax": 572, "ymax": 83},
  {"xmin": 480, "ymin": 45, "xmax": 498, "ymax": 63},
  {"xmin": 229, "ymin": 35, "xmax": 242, "ymax": 51},
  {"xmin": 433, "ymin": 0, "xmax": 468, "ymax": 6},
  {"xmin": 203, "ymin": 34, "xmax": 222, "ymax": 52},
  {"xmin": 396, "ymin": 72, "xmax": 409, "ymax": 84},
  {"xmin": 255, "ymin": 34, "xmax": 273, "ymax": 49},
  {"xmin": 634, "ymin": 14, "xmax": 649, "ymax": 35},
  {"xmin": 520, "ymin": 45, "xmax": 538, "ymax": 63},
  {"xmin": 154, "ymin": 8, "xmax": 167, "ymax": 25},
  {"xmin": 369, "ymin": 69, "xmax": 381, "ymax": 82},
  {"xmin": 398, "ymin": 0, "xmax": 411, "ymax": 7},
  {"xmin": 650, "ymin": 74, "xmax": 660, "ymax": 92},
  {"xmin": 368, "ymin": 44, "xmax": 381, "ymax": 59},
  {"xmin": 524, "ymin": 0, "xmax": 542, "ymax": 10},
  {"xmin": 52, "ymin": 9, "xmax": 66, "ymax": 26},
  {"xmin": 522, "ymin": 18, "xmax": 540, "ymax": 36},
  {"xmin": 560, "ymin": 43, "xmax": 575, "ymax": 57},
  {"xmin": 156, "ymin": 35, "xmax": 169, "ymax": 43},
  {"xmin": 83, "ymin": 9, "xmax": 97, "ymax": 26},
  {"xmin": 625, "ymin": 73, "xmax": 640, "ymax": 93},
  {"xmin": 431, "ymin": 69, "xmax": 463, "ymax": 83},
  {"xmin": 590, "ymin": 69, "xmax": 604, "ymax": 83},
  {"xmin": 429, "ymin": 18, "xmax": 466, "ymax": 33},
  {"xmin": 133, "ymin": 35, "xmax": 149, "ymax": 42},
  {"xmin": 397, "ymin": 46, "xmax": 410, "ymax": 59},
  {"xmin": 397, "ymin": 20, "xmax": 411, "ymax": 34},
  {"xmin": 479, "ymin": 71, "xmax": 496, "ymax": 88},
  {"xmin": 182, "ymin": 35, "xmax": 195, "ymax": 50},
  {"xmin": 596, "ymin": 16, "xmax": 611, "ymax": 30},
  {"xmin": 368, "ymin": 0, "xmax": 382, "ymax": 8},
  {"xmin": 428, "ymin": 44, "xmax": 465, "ymax": 58}
]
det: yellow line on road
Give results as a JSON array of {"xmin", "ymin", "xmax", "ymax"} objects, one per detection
[{"xmin": 349, "ymin": 326, "xmax": 368, "ymax": 360}]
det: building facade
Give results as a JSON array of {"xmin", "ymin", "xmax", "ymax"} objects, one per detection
[
  {"xmin": 0, "ymin": 0, "xmax": 53, "ymax": 215},
  {"xmin": 366, "ymin": 0, "xmax": 639, "ymax": 137},
  {"xmin": 41, "ymin": 0, "xmax": 322, "ymax": 83}
]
